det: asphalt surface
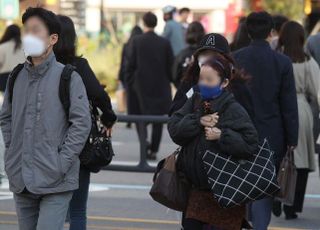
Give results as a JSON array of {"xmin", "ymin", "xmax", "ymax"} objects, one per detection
[{"xmin": 0, "ymin": 123, "xmax": 320, "ymax": 230}]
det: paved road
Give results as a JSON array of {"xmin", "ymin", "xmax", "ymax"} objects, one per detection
[{"xmin": 1, "ymin": 123, "xmax": 320, "ymax": 230}]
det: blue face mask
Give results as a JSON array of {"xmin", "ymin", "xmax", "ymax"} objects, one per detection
[{"xmin": 198, "ymin": 84, "xmax": 223, "ymax": 100}]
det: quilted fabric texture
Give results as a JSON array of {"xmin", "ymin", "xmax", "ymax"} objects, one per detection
[{"xmin": 202, "ymin": 139, "xmax": 280, "ymax": 208}]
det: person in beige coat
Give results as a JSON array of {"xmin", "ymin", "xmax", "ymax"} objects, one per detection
[
  {"xmin": 0, "ymin": 24, "xmax": 25, "ymax": 92},
  {"xmin": 0, "ymin": 25, "xmax": 25, "ymax": 184},
  {"xmin": 276, "ymin": 21, "xmax": 319, "ymax": 220}
]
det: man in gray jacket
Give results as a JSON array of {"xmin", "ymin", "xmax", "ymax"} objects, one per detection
[
  {"xmin": 162, "ymin": 5, "xmax": 186, "ymax": 56},
  {"xmin": 0, "ymin": 7, "xmax": 91, "ymax": 230}
]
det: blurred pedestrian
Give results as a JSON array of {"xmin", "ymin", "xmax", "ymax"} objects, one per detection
[
  {"xmin": 170, "ymin": 33, "xmax": 254, "ymax": 119},
  {"xmin": 168, "ymin": 55, "xmax": 258, "ymax": 230},
  {"xmin": 306, "ymin": 28, "xmax": 320, "ymax": 169},
  {"xmin": 230, "ymin": 17, "xmax": 251, "ymax": 52},
  {"xmin": 0, "ymin": 24, "xmax": 25, "ymax": 92},
  {"xmin": 54, "ymin": 15, "xmax": 117, "ymax": 230},
  {"xmin": 179, "ymin": 7, "xmax": 191, "ymax": 34},
  {"xmin": 162, "ymin": 5, "xmax": 186, "ymax": 56},
  {"xmin": 270, "ymin": 15, "xmax": 288, "ymax": 50},
  {"xmin": 306, "ymin": 30, "xmax": 320, "ymax": 66},
  {"xmin": 275, "ymin": 21, "xmax": 318, "ymax": 220},
  {"xmin": 233, "ymin": 11, "xmax": 298, "ymax": 230},
  {"xmin": 172, "ymin": 21, "xmax": 204, "ymax": 88},
  {"xmin": 118, "ymin": 26, "xmax": 143, "ymax": 116},
  {"xmin": 0, "ymin": 7, "xmax": 91, "ymax": 230},
  {"xmin": 125, "ymin": 12, "xmax": 174, "ymax": 160}
]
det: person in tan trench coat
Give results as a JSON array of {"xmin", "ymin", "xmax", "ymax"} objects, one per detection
[{"xmin": 275, "ymin": 21, "xmax": 319, "ymax": 220}]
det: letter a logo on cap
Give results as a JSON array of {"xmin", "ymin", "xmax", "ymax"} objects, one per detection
[{"xmin": 205, "ymin": 35, "xmax": 215, "ymax": 47}]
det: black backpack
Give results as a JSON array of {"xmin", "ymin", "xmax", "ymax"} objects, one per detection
[{"xmin": 8, "ymin": 63, "xmax": 114, "ymax": 173}]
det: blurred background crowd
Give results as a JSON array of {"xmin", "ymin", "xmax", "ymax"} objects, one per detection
[{"xmin": 1, "ymin": 0, "xmax": 320, "ymax": 104}]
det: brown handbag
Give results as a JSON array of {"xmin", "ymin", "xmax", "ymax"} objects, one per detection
[
  {"xmin": 149, "ymin": 148, "xmax": 190, "ymax": 211},
  {"xmin": 276, "ymin": 149, "xmax": 298, "ymax": 206}
]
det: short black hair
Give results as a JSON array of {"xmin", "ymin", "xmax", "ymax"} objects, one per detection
[
  {"xmin": 179, "ymin": 7, "xmax": 190, "ymax": 15},
  {"xmin": 246, "ymin": 11, "xmax": 273, "ymax": 40},
  {"xmin": 22, "ymin": 7, "xmax": 60, "ymax": 36},
  {"xmin": 272, "ymin": 14, "xmax": 288, "ymax": 33},
  {"xmin": 143, "ymin": 12, "xmax": 157, "ymax": 28}
]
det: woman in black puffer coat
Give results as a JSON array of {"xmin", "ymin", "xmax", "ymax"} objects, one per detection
[{"xmin": 168, "ymin": 55, "xmax": 258, "ymax": 230}]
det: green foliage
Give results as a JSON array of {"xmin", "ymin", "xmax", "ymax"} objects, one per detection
[
  {"xmin": 246, "ymin": 0, "xmax": 304, "ymax": 20},
  {"xmin": 77, "ymin": 35, "xmax": 122, "ymax": 94}
]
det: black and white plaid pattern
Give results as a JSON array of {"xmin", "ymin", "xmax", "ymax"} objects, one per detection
[{"xmin": 202, "ymin": 139, "xmax": 280, "ymax": 208}]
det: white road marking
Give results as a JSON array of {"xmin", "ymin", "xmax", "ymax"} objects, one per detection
[{"xmin": 1, "ymin": 179, "xmax": 320, "ymax": 201}]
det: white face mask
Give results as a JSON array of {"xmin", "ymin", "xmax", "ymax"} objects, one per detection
[{"xmin": 22, "ymin": 34, "xmax": 46, "ymax": 58}]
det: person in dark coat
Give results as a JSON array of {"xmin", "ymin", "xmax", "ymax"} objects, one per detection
[
  {"xmin": 54, "ymin": 15, "xmax": 117, "ymax": 230},
  {"xmin": 168, "ymin": 55, "xmax": 258, "ymax": 230},
  {"xmin": 170, "ymin": 33, "xmax": 254, "ymax": 119},
  {"xmin": 118, "ymin": 26, "xmax": 142, "ymax": 121},
  {"xmin": 118, "ymin": 26, "xmax": 143, "ymax": 88},
  {"xmin": 172, "ymin": 21, "xmax": 204, "ymax": 88},
  {"xmin": 125, "ymin": 12, "xmax": 174, "ymax": 160},
  {"xmin": 232, "ymin": 11, "xmax": 299, "ymax": 230}
]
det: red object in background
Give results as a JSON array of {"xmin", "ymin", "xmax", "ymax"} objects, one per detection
[
  {"xmin": 251, "ymin": 0, "xmax": 263, "ymax": 11},
  {"xmin": 225, "ymin": 1, "xmax": 244, "ymax": 37},
  {"xmin": 200, "ymin": 15, "xmax": 210, "ymax": 33}
]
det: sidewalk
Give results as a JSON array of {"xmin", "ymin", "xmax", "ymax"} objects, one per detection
[{"xmin": 0, "ymin": 124, "xmax": 319, "ymax": 230}]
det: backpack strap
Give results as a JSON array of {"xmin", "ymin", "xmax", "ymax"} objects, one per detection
[
  {"xmin": 59, "ymin": 64, "xmax": 75, "ymax": 120},
  {"xmin": 8, "ymin": 63, "xmax": 24, "ymax": 103}
]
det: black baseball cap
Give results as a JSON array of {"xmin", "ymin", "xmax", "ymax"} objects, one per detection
[{"xmin": 194, "ymin": 33, "xmax": 230, "ymax": 56}]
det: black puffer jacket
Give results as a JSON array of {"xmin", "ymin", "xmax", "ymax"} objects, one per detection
[{"xmin": 168, "ymin": 91, "xmax": 259, "ymax": 188}]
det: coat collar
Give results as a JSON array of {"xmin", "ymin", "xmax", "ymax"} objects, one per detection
[
  {"xmin": 25, "ymin": 51, "xmax": 56, "ymax": 77},
  {"xmin": 250, "ymin": 39, "xmax": 271, "ymax": 48},
  {"xmin": 195, "ymin": 90, "xmax": 235, "ymax": 115},
  {"xmin": 210, "ymin": 90, "xmax": 235, "ymax": 114},
  {"xmin": 145, "ymin": 31, "xmax": 156, "ymax": 36}
]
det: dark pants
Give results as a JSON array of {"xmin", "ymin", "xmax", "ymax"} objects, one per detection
[
  {"xmin": 284, "ymin": 168, "xmax": 309, "ymax": 214},
  {"xmin": 182, "ymin": 218, "xmax": 204, "ymax": 230},
  {"xmin": 247, "ymin": 197, "xmax": 273, "ymax": 230},
  {"xmin": 136, "ymin": 122, "xmax": 163, "ymax": 153},
  {"xmin": 182, "ymin": 213, "xmax": 222, "ymax": 230},
  {"xmin": 69, "ymin": 167, "xmax": 90, "ymax": 230}
]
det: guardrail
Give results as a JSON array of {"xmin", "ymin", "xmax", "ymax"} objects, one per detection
[{"xmin": 105, "ymin": 114, "xmax": 170, "ymax": 173}]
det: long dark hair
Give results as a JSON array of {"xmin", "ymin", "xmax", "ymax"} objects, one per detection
[
  {"xmin": 230, "ymin": 17, "xmax": 251, "ymax": 52},
  {"xmin": 54, "ymin": 15, "xmax": 77, "ymax": 64},
  {"xmin": 186, "ymin": 21, "xmax": 205, "ymax": 45},
  {"xmin": 128, "ymin": 26, "xmax": 142, "ymax": 43},
  {"xmin": 183, "ymin": 52, "xmax": 249, "ymax": 90},
  {"xmin": 277, "ymin": 21, "xmax": 308, "ymax": 63},
  {"xmin": 0, "ymin": 24, "xmax": 21, "ymax": 52}
]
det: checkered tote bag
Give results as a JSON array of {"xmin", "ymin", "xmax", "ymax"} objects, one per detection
[{"xmin": 202, "ymin": 139, "xmax": 280, "ymax": 208}]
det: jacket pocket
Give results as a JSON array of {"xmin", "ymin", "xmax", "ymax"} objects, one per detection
[{"xmin": 33, "ymin": 142, "xmax": 65, "ymax": 188}]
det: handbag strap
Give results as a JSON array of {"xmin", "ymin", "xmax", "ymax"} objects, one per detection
[
  {"xmin": 286, "ymin": 148, "xmax": 295, "ymax": 163},
  {"xmin": 152, "ymin": 148, "xmax": 181, "ymax": 182},
  {"xmin": 153, "ymin": 159, "xmax": 165, "ymax": 182}
]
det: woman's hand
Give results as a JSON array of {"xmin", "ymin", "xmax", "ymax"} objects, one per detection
[
  {"xmin": 205, "ymin": 127, "xmax": 221, "ymax": 141},
  {"xmin": 200, "ymin": 113, "xmax": 219, "ymax": 128},
  {"xmin": 102, "ymin": 126, "xmax": 113, "ymax": 137}
]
